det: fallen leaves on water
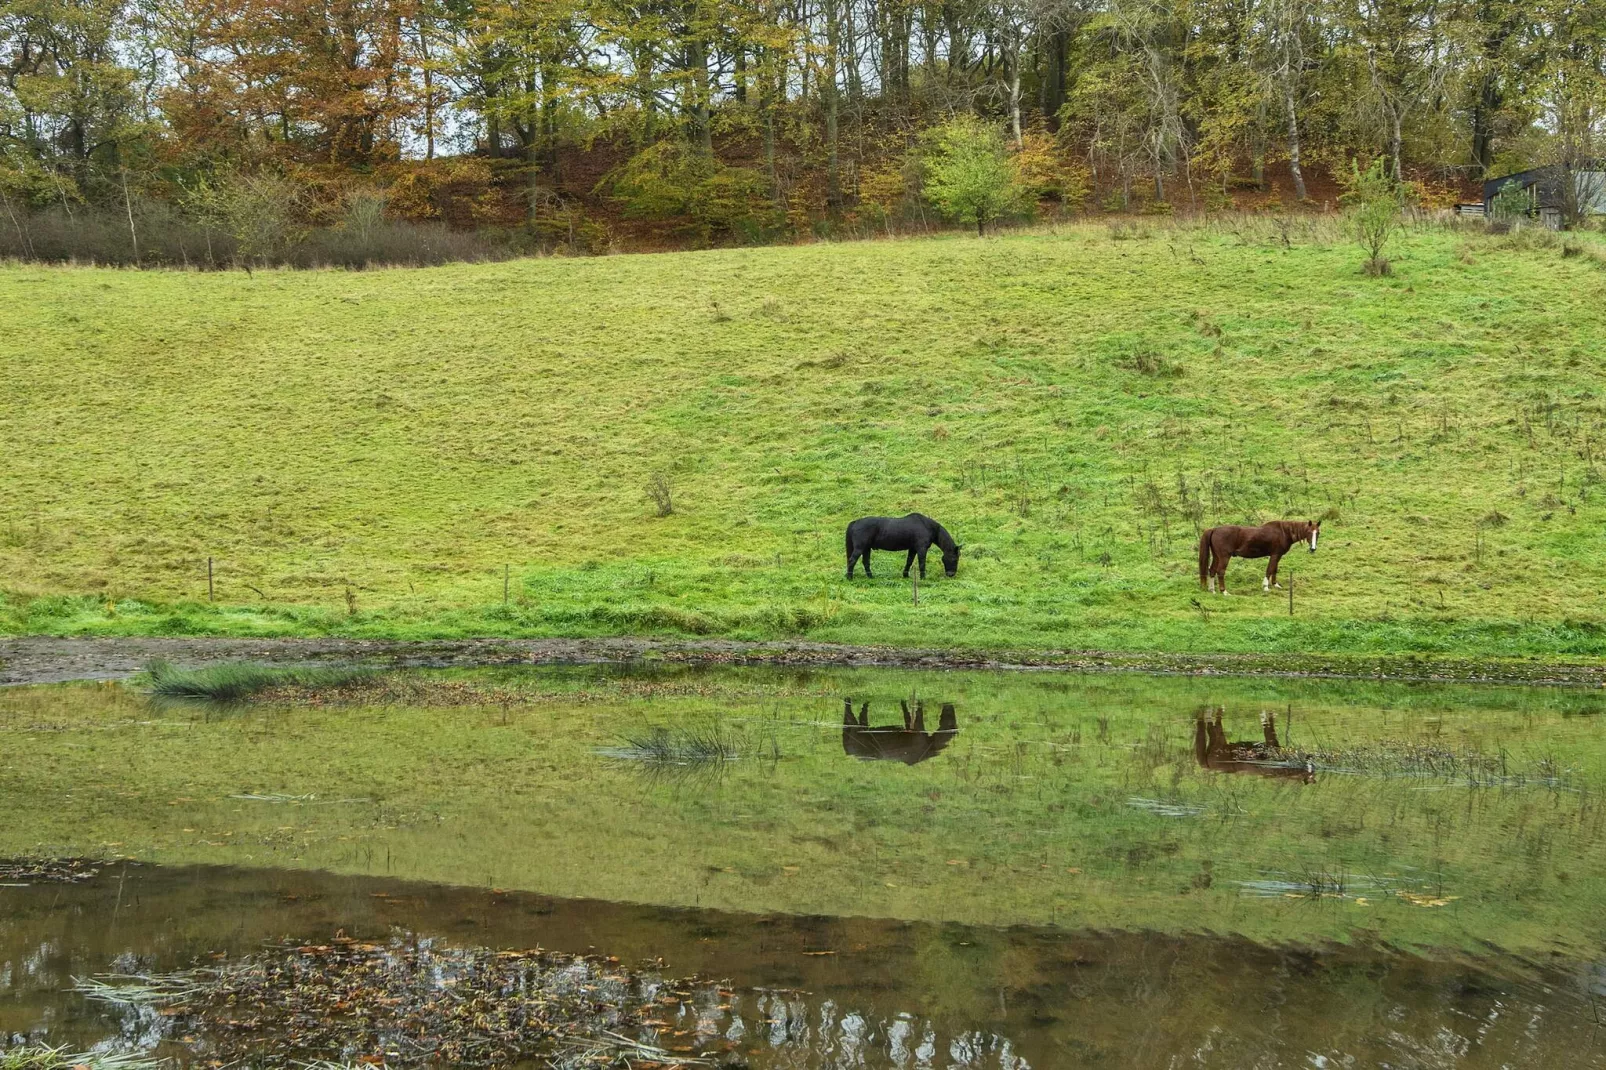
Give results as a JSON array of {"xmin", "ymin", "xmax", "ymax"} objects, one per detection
[
  {"xmin": 76, "ymin": 933, "xmax": 722, "ymax": 1068},
  {"xmin": 1397, "ymin": 891, "xmax": 1460, "ymax": 907}
]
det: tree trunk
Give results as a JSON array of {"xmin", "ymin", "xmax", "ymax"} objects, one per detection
[
  {"xmin": 1391, "ymin": 111, "xmax": 1403, "ymax": 180},
  {"xmin": 1007, "ymin": 45, "xmax": 1023, "ymax": 148},
  {"xmin": 1285, "ymin": 85, "xmax": 1308, "ymax": 201},
  {"xmin": 823, "ymin": 0, "xmax": 843, "ymax": 210},
  {"xmin": 1472, "ymin": 71, "xmax": 1499, "ymax": 175},
  {"xmin": 1041, "ymin": 28, "xmax": 1068, "ymax": 127},
  {"xmin": 687, "ymin": 36, "xmax": 713, "ymax": 155}
]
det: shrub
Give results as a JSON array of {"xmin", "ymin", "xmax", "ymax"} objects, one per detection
[
  {"xmin": 919, "ymin": 115, "xmax": 1029, "ymax": 236},
  {"xmin": 1488, "ymin": 179, "xmax": 1531, "ymax": 225},
  {"xmin": 646, "ymin": 471, "xmax": 674, "ymax": 516},
  {"xmin": 1013, "ymin": 132, "xmax": 1091, "ymax": 209},
  {"xmin": 601, "ymin": 140, "xmax": 782, "ymax": 246},
  {"xmin": 1340, "ymin": 158, "xmax": 1405, "ymax": 275}
]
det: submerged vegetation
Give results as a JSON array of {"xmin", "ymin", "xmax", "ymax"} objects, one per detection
[
  {"xmin": 75, "ymin": 937, "xmax": 715, "ymax": 1069},
  {"xmin": 0, "ymin": 1050, "xmax": 164, "ymax": 1070},
  {"xmin": 5, "ymin": 222, "xmax": 1606, "ymax": 660}
]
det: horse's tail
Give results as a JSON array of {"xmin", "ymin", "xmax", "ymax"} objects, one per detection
[{"xmin": 1198, "ymin": 528, "xmax": 1212, "ymax": 587}]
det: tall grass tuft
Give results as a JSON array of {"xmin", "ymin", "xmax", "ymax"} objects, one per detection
[
  {"xmin": 611, "ymin": 724, "xmax": 742, "ymax": 765},
  {"xmin": 140, "ymin": 659, "xmax": 367, "ymax": 701}
]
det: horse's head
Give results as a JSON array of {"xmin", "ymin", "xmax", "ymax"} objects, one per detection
[
  {"xmin": 943, "ymin": 543, "xmax": 962, "ymax": 577},
  {"xmin": 1306, "ymin": 520, "xmax": 1321, "ymax": 553}
]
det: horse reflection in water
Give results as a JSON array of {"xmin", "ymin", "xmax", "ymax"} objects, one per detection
[
  {"xmin": 1193, "ymin": 707, "xmax": 1316, "ymax": 783},
  {"xmin": 842, "ymin": 699, "xmax": 959, "ymax": 764}
]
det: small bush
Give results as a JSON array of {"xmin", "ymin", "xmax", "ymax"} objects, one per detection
[
  {"xmin": 1488, "ymin": 179, "xmax": 1530, "ymax": 225},
  {"xmin": 646, "ymin": 471, "xmax": 674, "ymax": 516},
  {"xmin": 1340, "ymin": 158, "xmax": 1405, "ymax": 274},
  {"xmin": 600, "ymin": 141, "xmax": 782, "ymax": 246}
]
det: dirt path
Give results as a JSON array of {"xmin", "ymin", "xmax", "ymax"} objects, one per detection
[{"xmin": 2, "ymin": 635, "xmax": 1604, "ymax": 687}]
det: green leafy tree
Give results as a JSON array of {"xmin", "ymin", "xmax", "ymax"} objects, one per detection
[
  {"xmin": 920, "ymin": 115, "xmax": 1026, "ymax": 237},
  {"xmin": 1340, "ymin": 157, "xmax": 1406, "ymax": 274}
]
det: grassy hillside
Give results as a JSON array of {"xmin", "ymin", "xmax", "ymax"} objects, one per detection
[{"xmin": 4, "ymin": 217, "xmax": 1606, "ymax": 658}]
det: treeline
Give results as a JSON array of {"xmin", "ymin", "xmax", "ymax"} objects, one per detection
[{"xmin": 1, "ymin": 0, "xmax": 1602, "ymax": 262}]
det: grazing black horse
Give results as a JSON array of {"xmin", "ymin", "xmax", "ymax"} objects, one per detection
[
  {"xmin": 845, "ymin": 513, "xmax": 961, "ymax": 580},
  {"xmin": 842, "ymin": 699, "xmax": 959, "ymax": 764}
]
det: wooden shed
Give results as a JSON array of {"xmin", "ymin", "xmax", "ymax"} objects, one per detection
[{"xmin": 1483, "ymin": 162, "xmax": 1606, "ymax": 227}]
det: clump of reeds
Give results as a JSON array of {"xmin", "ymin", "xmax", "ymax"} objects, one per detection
[
  {"xmin": 140, "ymin": 659, "xmax": 367, "ymax": 702},
  {"xmin": 609, "ymin": 724, "xmax": 742, "ymax": 766}
]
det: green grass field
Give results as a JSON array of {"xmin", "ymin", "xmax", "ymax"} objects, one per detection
[{"xmin": 4, "ymin": 217, "xmax": 1606, "ymax": 658}]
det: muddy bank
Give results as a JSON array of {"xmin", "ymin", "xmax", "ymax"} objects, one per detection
[{"xmin": 2, "ymin": 635, "xmax": 1603, "ymax": 687}]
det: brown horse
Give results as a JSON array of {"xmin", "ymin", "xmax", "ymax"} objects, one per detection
[
  {"xmin": 842, "ymin": 699, "xmax": 958, "ymax": 764},
  {"xmin": 1198, "ymin": 519, "xmax": 1319, "ymax": 594},
  {"xmin": 1193, "ymin": 707, "xmax": 1315, "ymax": 783}
]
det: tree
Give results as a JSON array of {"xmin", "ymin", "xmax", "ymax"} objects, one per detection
[
  {"xmin": 1340, "ymin": 156, "xmax": 1404, "ymax": 274},
  {"xmin": 921, "ymin": 113, "xmax": 1024, "ymax": 235}
]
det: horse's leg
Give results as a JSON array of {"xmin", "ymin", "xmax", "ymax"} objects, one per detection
[
  {"xmin": 862, "ymin": 549, "xmax": 873, "ymax": 578},
  {"xmin": 1265, "ymin": 554, "xmax": 1282, "ymax": 592},
  {"xmin": 1216, "ymin": 557, "xmax": 1229, "ymax": 596},
  {"xmin": 846, "ymin": 548, "xmax": 858, "ymax": 579},
  {"xmin": 917, "ymin": 546, "xmax": 928, "ymax": 578},
  {"xmin": 903, "ymin": 549, "xmax": 916, "ymax": 577}
]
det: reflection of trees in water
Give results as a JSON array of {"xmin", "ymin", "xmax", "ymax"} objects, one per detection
[
  {"xmin": 748, "ymin": 989, "xmax": 1029, "ymax": 1069},
  {"xmin": 842, "ymin": 699, "xmax": 959, "ymax": 765}
]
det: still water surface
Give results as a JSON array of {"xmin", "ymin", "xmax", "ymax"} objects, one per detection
[{"xmin": 1, "ymin": 665, "xmax": 1604, "ymax": 1066}]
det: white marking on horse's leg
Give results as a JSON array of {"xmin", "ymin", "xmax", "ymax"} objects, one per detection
[{"xmin": 1263, "ymin": 576, "xmax": 1270, "ymax": 592}]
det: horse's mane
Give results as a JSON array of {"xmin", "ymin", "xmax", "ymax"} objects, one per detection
[
  {"xmin": 930, "ymin": 519, "xmax": 958, "ymax": 552},
  {"xmin": 1269, "ymin": 519, "xmax": 1314, "ymax": 536}
]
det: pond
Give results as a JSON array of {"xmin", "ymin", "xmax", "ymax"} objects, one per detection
[{"xmin": 2, "ymin": 664, "xmax": 1605, "ymax": 1067}]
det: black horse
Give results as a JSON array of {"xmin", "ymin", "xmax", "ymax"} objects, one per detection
[
  {"xmin": 845, "ymin": 513, "xmax": 961, "ymax": 580},
  {"xmin": 842, "ymin": 699, "xmax": 959, "ymax": 764}
]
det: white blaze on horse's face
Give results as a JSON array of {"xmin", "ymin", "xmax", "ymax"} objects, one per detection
[{"xmin": 1309, "ymin": 524, "xmax": 1320, "ymax": 553}]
